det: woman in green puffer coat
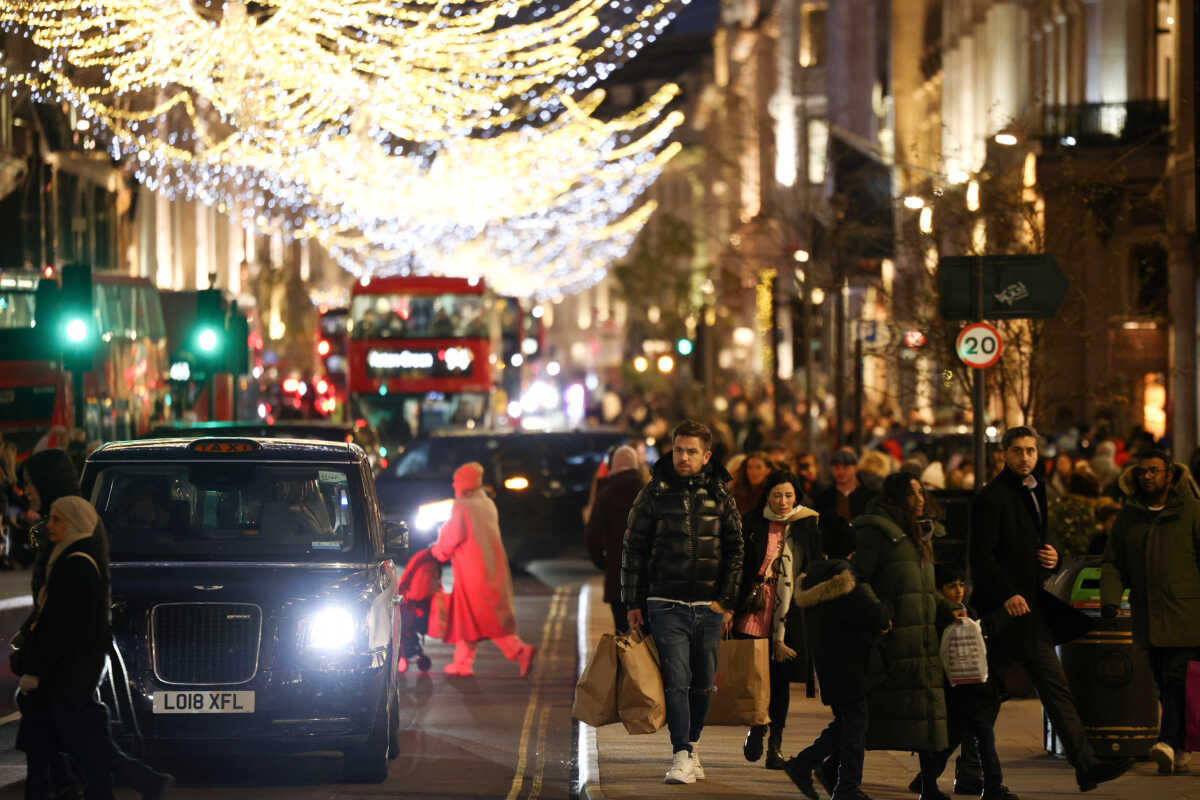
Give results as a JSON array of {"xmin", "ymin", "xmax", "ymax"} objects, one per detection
[{"xmin": 852, "ymin": 472, "xmax": 953, "ymax": 795}]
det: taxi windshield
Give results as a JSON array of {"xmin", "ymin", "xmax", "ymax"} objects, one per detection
[{"xmin": 90, "ymin": 463, "xmax": 364, "ymax": 562}]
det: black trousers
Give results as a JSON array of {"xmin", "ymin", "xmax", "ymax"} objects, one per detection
[
  {"xmin": 925, "ymin": 705, "xmax": 1003, "ymax": 789},
  {"xmin": 794, "ymin": 697, "xmax": 868, "ymax": 794},
  {"xmin": 1147, "ymin": 646, "xmax": 1200, "ymax": 751},
  {"xmin": 992, "ymin": 617, "xmax": 1094, "ymax": 769}
]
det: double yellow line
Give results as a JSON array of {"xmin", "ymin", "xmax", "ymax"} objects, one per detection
[{"xmin": 506, "ymin": 585, "xmax": 572, "ymax": 800}]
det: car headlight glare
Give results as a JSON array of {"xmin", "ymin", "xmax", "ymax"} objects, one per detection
[
  {"xmin": 304, "ymin": 607, "xmax": 356, "ymax": 649},
  {"xmin": 415, "ymin": 498, "xmax": 454, "ymax": 531}
]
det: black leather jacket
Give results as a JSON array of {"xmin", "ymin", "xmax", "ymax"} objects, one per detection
[{"xmin": 619, "ymin": 457, "xmax": 744, "ymax": 609}]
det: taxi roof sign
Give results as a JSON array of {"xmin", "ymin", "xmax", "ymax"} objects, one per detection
[{"xmin": 188, "ymin": 439, "xmax": 261, "ymax": 454}]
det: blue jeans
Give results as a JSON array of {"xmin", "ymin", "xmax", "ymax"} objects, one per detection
[{"xmin": 647, "ymin": 599, "xmax": 724, "ymax": 753}]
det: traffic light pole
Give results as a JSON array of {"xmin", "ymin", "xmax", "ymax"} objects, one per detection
[{"xmin": 71, "ymin": 364, "xmax": 85, "ymax": 432}]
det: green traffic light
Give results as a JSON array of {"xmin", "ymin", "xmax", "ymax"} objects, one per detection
[
  {"xmin": 65, "ymin": 317, "xmax": 88, "ymax": 343},
  {"xmin": 197, "ymin": 327, "xmax": 220, "ymax": 352},
  {"xmin": 676, "ymin": 338, "xmax": 694, "ymax": 356}
]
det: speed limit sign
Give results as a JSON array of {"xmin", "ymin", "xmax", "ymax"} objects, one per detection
[{"xmin": 956, "ymin": 322, "xmax": 1003, "ymax": 369}]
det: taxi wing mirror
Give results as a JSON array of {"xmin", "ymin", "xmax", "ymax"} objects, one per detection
[{"xmin": 384, "ymin": 520, "xmax": 409, "ymax": 560}]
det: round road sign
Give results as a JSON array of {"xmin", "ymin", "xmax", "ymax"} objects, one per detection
[{"xmin": 956, "ymin": 322, "xmax": 1003, "ymax": 369}]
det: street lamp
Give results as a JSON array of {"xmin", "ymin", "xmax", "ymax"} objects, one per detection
[
  {"xmin": 633, "ymin": 355, "xmax": 649, "ymax": 373},
  {"xmin": 657, "ymin": 354, "xmax": 675, "ymax": 373}
]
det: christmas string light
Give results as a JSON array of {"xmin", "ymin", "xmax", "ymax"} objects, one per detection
[{"xmin": 0, "ymin": 0, "xmax": 691, "ymax": 296}]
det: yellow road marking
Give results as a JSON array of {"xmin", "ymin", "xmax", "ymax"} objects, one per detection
[
  {"xmin": 527, "ymin": 704, "xmax": 553, "ymax": 799},
  {"xmin": 506, "ymin": 587, "xmax": 571, "ymax": 800}
]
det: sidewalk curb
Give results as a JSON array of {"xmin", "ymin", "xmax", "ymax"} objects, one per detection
[{"xmin": 576, "ymin": 580, "xmax": 606, "ymax": 800}]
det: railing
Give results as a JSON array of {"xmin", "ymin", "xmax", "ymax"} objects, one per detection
[{"xmin": 1041, "ymin": 100, "xmax": 1169, "ymax": 146}]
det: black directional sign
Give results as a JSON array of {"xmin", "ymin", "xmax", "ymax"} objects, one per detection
[{"xmin": 937, "ymin": 254, "xmax": 1070, "ymax": 320}]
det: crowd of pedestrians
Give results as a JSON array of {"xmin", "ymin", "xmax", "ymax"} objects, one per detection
[{"xmin": 582, "ymin": 412, "xmax": 1199, "ymax": 799}]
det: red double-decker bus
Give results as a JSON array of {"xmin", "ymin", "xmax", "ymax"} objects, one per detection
[
  {"xmin": 347, "ymin": 276, "xmax": 493, "ymax": 443},
  {"xmin": 0, "ymin": 269, "xmax": 168, "ymax": 452}
]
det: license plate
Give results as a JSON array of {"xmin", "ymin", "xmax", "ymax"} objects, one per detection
[{"xmin": 153, "ymin": 690, "xmax": 255, "ymax": 714}]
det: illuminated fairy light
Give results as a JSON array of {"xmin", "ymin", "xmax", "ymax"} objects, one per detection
[
  {"xmin": 0, "ymin": 0, "xmax": 683, "ymax": 152},
  {"xmin": 0, "ymin": 0, "xmax": 689, "ymax": 296}
]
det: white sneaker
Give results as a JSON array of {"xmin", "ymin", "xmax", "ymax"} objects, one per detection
[
  {"xmin": 1176, "ymin": 751, "xmax": 1191, "ymax": 773},
  {"xmin": 665, "ymin": 750, "xmax": 696, "ymax": 784},
  {"xmin": 689, "ymin": 743, "xmax": 705, "ymax": 780},
  {"xmin": 1150, "ymin": 741, "xmax": 1175, "ymax": 775}
]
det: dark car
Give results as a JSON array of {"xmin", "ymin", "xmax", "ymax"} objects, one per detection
[
  {"xmin": 146, "ymin": 419, "xmax": 384, "ymax": 473},
  {"xmin": 375, "ymin": 428, "xmax": 634, "ymax": 562},
  {"xmin": 80, "ymin": 437, "xmax": 408, "ymax": 783}
]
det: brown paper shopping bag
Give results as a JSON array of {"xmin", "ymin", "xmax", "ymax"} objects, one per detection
[
  {"xmin": 704, "ymin": 637, "xmax": 770, "ymax": 726},
  {"xmin": 573, "ymin": 633, "xmax": 621, "ymax": 727},
  {"xmin": 427, "ymin": 589, "xmax": 450, "ymax": 639},
  {"xmin": 616, "ymin": 629, "xmax": 665, "ymax": 734}
]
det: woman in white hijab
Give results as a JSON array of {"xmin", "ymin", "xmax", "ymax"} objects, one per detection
[{"xmin": 11, "ymin": 495, "xmax": 173, "ymax": 799}]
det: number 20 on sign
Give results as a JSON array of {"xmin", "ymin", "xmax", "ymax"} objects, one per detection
[{"xmin": 955, "ymin": 322, "xmax": 1003, "ymax": 369}]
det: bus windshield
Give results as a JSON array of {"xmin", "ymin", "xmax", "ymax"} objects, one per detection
[
  {"xmin": 0, "ymin": 286, "xmax": 36, "ymax": 329},
  {"xmin": 349, "ymin": 293, "xmax": 486, "ymax": 340}
]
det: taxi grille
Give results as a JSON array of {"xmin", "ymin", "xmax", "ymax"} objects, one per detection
[{"xmin": 152, "ymin": 603, "xmax": 262, "ymax": 685}]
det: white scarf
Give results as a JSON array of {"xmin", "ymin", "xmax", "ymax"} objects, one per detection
[{"xmin": 763, "ymin": 504, "xmax": 818, "ymax": 523}]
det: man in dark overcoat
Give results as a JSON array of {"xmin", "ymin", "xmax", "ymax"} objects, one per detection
[{"xmin": 970, "ymin": 426, "xmax": 1131, "ymax": 793}]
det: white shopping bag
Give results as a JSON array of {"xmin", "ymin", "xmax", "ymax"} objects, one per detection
[{"xmin": 940, "ymin": 617, "xmax": 988, "ymax": 686}]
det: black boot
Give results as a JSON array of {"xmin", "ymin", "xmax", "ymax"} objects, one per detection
[
  {"xmin": 980, "ymin": 784, "xmax": 1019, "ymax": 800},
  {"xmin": 953, "ymin": 747, "xmax": 984, "ymax": 795},
  {"xmin": 764, "ymin": 729, "xmax": 785, "ymax": 769},
  {"xmin": 1076, "ymin": 758, "xmax": 1134, "ymax": 792},
  {"xmin": 743, "ymin": 725, "xmax": 766, "ymax": 762},
  {"xmin": 783, "ymin": 758, "xmax": 820, "ymax": 800}
]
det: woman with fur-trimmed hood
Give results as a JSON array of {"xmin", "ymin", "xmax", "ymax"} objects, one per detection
[
  {"xmin": 785, "ymin": 517, "xmax": 890, "ymax": 799},
  {"xmin": 734, "ymin": 470, "xmax": 821, "ymax": 768}
]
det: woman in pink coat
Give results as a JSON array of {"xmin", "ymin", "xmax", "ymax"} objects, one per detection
[{"xmin": 432, "ymin": 462, "xmax": 535, "ymax": 676}]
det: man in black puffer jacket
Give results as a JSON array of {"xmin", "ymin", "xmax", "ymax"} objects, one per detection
[{"xmin": 621, "ymin": 419, "xmax": 744, "ymax": 786}]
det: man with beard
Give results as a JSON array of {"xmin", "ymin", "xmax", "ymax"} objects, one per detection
[
  {"xmin": 971, "ymin": 426, "xmax": 1132, "ymax": 793},
  {"xmin": 1102, "ymin": 449, "xmax": 1200, "ymax": 776},
  {"xmin": 621, "ymin": 420, "xmax": 744, "ymax": 785}
]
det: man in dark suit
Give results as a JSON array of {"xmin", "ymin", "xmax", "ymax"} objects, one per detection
[{"xmin": 971, "ymin": 425, "xmax": 1132, "ymax": 793}]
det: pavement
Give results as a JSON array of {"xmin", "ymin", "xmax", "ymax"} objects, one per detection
[{"xmin": 575, "ymin": 576, "xmax": 1200, "ymax": 800}]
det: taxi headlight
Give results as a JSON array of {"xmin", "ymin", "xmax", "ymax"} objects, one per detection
[
  {"xmin": 303, "ymin": 607, "xmax": 356, "ymax": 649},
  {"xmin": 415, "ymin": 498, "xmax": 454, "ymax": 531}
]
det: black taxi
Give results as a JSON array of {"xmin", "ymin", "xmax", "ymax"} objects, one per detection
[{"xmin": 80, "ymin": 437, "xmax": 408, "ymax": 783}]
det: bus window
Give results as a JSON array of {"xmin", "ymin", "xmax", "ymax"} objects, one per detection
[{"xmin": 349, "ymin": 293, "xmax": 486, "ymax": 340}]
